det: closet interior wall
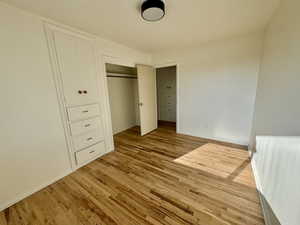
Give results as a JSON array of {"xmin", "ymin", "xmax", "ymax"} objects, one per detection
[{"xmin": 106, "ymin": 64, "xmax": 140, "ymax": 134}]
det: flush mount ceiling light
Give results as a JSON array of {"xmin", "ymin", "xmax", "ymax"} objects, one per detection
[{"xmin": 141, "ymin": 0, "xmax": 165, "ymax": 22}]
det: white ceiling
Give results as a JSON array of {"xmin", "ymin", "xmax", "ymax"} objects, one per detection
[{"xmin": 1, "ymin": 0, "xmax": 280, "ymax": 53}]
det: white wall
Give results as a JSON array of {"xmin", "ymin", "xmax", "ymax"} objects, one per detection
[
  {"xmin": 250, "ymin": 1, "xmax": 300, "ymax": 225},
  {"xmin": 153, "ymin": 33, "xmax": 263, "ymax": 145},
  {"xmin": 250, "ymin": 0, "xmax": 300, "ymax": 146},
  {"xmin": 97, "ymin": 38, "xmax": 151, "ymax": 68},
  {"xmin": 0, "ymin": 3, "xmax": 71, "ymax": 210},
  {"xmin": 107, "ymin": 77, "xmax": 138, "ymax": 134},
  {"xmin": 0, "ymin": 2, "xmax": 150, "ymax": 211},
  {"xmin": 157, "ymin": 66, "xmax": 177, "ymax": 122}
]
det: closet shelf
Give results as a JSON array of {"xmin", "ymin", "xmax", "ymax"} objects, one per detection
[{"xmin": 106, "ymin": 72, "xmax": 137, "ymax": 79}]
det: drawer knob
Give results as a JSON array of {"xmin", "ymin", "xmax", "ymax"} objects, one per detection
[
  {"xmin": 78, "ymin": 90, "xmax": 82, "ymax": 94},
  {"xmin": 87, "ymin": 137, "xmax": 93, "ymax": 141},
  {"xmin": 89, "ymin": 150, "xmax": 95, "ymax": 154},
  {"xmin": 83, "ymin": 90, "xmax": 88, "ymax": 94},
  {"xmin": 82, "ymin": 110, "xmax": 89, "ymax": 113},
  {"xmin": 84, "ymin": 124, "xmax": 91, "ymax": 127}
]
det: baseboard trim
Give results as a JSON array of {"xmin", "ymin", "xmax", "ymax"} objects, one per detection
[
  {"xmin": 177, "ymin": 131, "xmax": 248, "ymax": 149},
  {"xmin": 0, "ymin": 169, "xmax": 72, "ymax": 212},
  {"xmin": 158, "ymin": 120, "xmax": 176, "ymax": 127}
]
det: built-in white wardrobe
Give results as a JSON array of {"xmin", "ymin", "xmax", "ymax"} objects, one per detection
[
  {"xmin": 45, "ymin": 24, "xmax": 110, "ymax": 169},
  {"xmin": 45, "ymin": 23, "xmax": 159, "ymax": 170}
]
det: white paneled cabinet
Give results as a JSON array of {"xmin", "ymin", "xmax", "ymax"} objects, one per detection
[
  {"xmin": 54, "ymin": 31, "xmax": 100, "ymax": 107},
  {"xmin": 45, "ymin": 24, "xmax": 112, "ymax": 170}
]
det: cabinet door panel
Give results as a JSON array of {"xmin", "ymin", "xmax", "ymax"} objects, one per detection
[{"xmin": 54, "ymin": 31, "xmax": 99, "ymax": 106}]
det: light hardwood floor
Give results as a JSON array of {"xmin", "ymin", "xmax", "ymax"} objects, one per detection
[{"xmin": 0, "ymin": 125, "xmax": 264, "ymax": 225}]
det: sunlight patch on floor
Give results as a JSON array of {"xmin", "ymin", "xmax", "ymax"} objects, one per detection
[{"xmin": 174, "ymin": 143, "xmax": 256, "ymax": 187}]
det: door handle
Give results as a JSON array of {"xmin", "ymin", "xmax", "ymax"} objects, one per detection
[{"xmin": 138, "ymin": 103, "xmax": 143, "ymax": 106}]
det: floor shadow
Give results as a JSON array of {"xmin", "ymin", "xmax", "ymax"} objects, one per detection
[{"xmin": 227, "ymin": 159, "xmax": 251, "ymax": 181}]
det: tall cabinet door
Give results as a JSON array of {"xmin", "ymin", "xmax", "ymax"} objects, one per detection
[{"xmin": 54, "ymin": 31, "xmax": 100, "ymax": 106}]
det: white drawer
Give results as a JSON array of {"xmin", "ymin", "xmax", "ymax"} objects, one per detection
[
  {"xmin": 72, "ymin": 129, "xmax": 104, "ymax": 151},
  {"xmin": 67, "ymin": 104, "xmax": 100, "ymax": 122},
  {"xmin": 75, "ymin": 141, "xmax": 105, "ymax": 165},
  {"xmin": 70, "ymin": 117, "xmax": 102, "ymax": 136}
]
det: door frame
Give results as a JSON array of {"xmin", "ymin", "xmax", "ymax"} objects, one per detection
[
  {"xmin": 100, "ymin": 55, "xmax": 139, "ymax": 146},
  {"xmin": 154, "ymin": 62, "xmax": 179, "ymax": 133}
]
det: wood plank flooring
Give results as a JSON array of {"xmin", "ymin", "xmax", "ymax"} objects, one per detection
[{"xmin": 0, "ymin": 125, "xmax": 264, "ymax": 225}]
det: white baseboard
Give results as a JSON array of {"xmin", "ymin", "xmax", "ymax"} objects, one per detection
[
  {"xmin": 0, "ymin": 170, "xmax": 72, "ymax": 212},
  {"xmin": 177, "ymin": 130, "xmax": 248, "ymax": 146}
]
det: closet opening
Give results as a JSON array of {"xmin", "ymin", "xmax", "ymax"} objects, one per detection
[
  {"xmin": 105, "ymin": 63, "xmax": 140, "ymax": 135},
  {"xmin": 156, "ymin": 65, "xmax": 177, "ymax": 130}
]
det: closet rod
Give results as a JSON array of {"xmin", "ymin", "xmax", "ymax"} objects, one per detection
[{"xmin": 106, "ymin": 72, "xmax": 137, "ymax": 79}]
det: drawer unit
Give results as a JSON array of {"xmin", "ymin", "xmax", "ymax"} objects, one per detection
[
  {"xmin": 46, "ymin": 25, "xmax": 110, "ymax": 170},
  {"xmin": 70, "ymin": 117, "xmax": 102, "ymax": 136},
  {"xmin": 75, "ymin": 141, "xmax": 105, "ymax": 165},
  {"xmin": 72, "ymin": 129, "xmax": 104, "ymax": 151},
  {"xmin": 67, "ymin": 104, "xmax": 100, "ymax": 122}
]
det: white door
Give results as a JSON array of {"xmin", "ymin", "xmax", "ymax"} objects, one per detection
[
  {"xmin": 54, "ymin": 31, "xmax": 100, "ymax": 107},
  {"xmin": 137, "ymin": 65, "xmax": 158, "ymax": 136}
]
